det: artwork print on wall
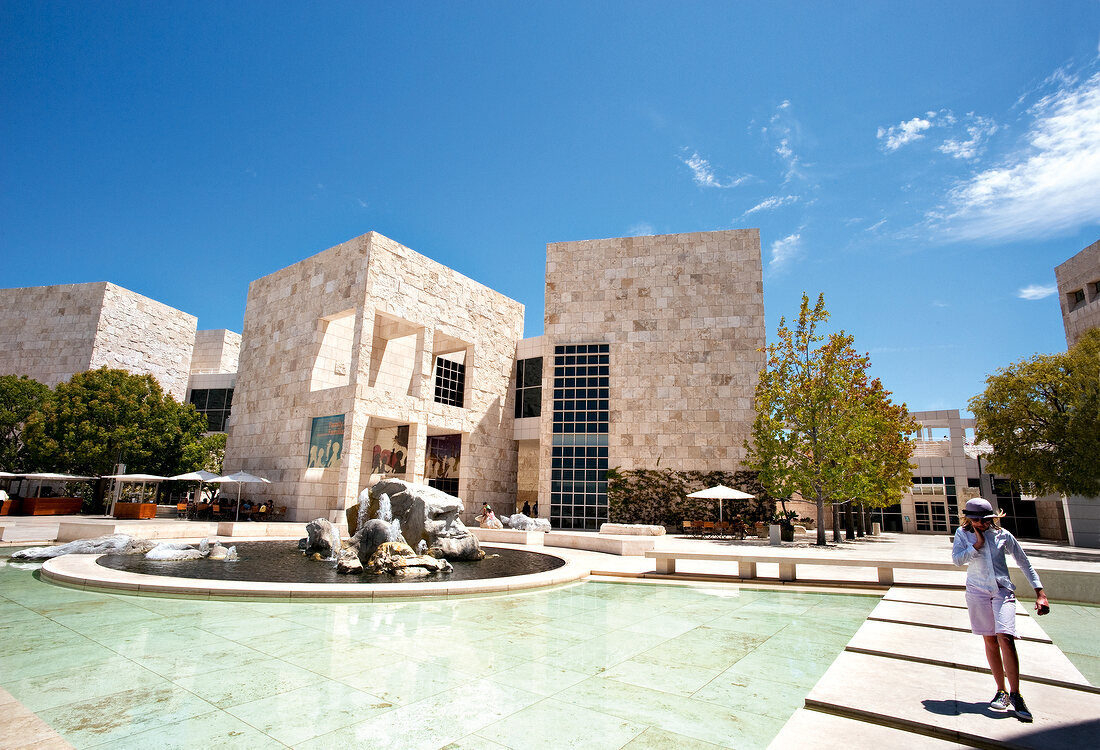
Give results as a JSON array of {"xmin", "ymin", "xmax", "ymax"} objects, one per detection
[{"xmin": 308, "ymin": 414, "xmax": 345, "ymax": 468}]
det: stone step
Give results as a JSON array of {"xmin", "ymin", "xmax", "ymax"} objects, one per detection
[{"xmin": 805, "ymin": 650, "xmax": 1100, "ymax": 750}]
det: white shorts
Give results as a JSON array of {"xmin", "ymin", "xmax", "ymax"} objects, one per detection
[{"xmin": 965, "ymin": 588, "xmax": 1017, "ymax": 638}]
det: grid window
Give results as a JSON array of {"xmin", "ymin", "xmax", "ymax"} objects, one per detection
[
  {"xmin": 514, "ymin": 357, "xmax": 542, "ymax": 418},
  {"xmin": 188, "ymin": 388, "xmax": 233, "ymax": 433},
  {"xmin": 550, "ymin": 344, "xmax": 610, "ymax": 530},
  {"xmin": 911, "ymin": 476, "xmax": 957, "ymax": 532},
  {"xmin": 434, "ymin": 357, "xmax": 465, "ymax": 408}
]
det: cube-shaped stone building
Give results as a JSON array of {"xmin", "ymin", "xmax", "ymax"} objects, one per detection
[{"xmin": 225, "ymin": 231, "xmax": 525, "ymax": 522}]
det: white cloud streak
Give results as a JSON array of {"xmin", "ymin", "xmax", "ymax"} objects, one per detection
[
  {"xmin": 943, "ymin": 70, "xmax": 1100, "ymax": 240},
  {"xmin": 680, "ymin": 151, "xmax": 747, "ymax": 189},
  {"xmin": 938, "ymin": 114, "xmax": 1000, "ymax": 160},
  {"xmin": 1017, "ymin": 284, "xmax": 1058, "ymax": 300},
  {"xmin": 742, "ymin": 194, "xmax": 800, "ymax": 217},
  {"xmin": 769, "ymin": 232, "xmax": 802, "ymax": 269},
  {"xmin": 877, "ymin": 117, "xmax": 932, "ymax": 150}
]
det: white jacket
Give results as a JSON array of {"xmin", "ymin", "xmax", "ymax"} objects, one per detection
[{"xmin": 951, "ymin": 526, "xmax": 1042, "ymax": 595}]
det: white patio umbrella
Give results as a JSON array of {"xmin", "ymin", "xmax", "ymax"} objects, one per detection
[
  {"xmin": 210, "ymin": 471, "xmax": 271, "ymax": 521},
  {"xmin": 168, "ymin": 470, "xmax": 221, "ymax": 505},
  {"xmin": 103, "ymin": 473, "xmax": 167, "ymax": 515},
  {"xmin": 22, "ymin": 472, "xmax": 95, "ymax": 497},
  {"xmin": 687, "ymin": 484, "xmax": 755, "ymax": 522}
]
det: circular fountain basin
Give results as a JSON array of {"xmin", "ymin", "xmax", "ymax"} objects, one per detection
[{"xmin": 41, "ymin": 543, "xmax": 589, "ymax": 600}]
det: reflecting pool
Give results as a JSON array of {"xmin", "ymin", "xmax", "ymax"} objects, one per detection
[{"xmin": 1, "ymin": 549, "xmax": 879, "ymax": 749}]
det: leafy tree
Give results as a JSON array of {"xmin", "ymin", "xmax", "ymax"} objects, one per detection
[
  {"xmin": 607, "ymin": 467, "xmax": 776, "ymax": 526},
  {"xmin": 745, "ymin": 293, "xmax": 916, "ymax": 545},
  {"xmin": 181, "ymin": 432, "xmax": 227, "ymax": 474},
  {"xmin": 0, "ymin": 375, "xmax": 51, "ymax": 470},
  {"xmin": 969, "ymin": 328, "xmax": 1100, "ymax": 498},
  {"xmin": 23, "ymin": 368, "xmax": 207, "ymax": 479}
]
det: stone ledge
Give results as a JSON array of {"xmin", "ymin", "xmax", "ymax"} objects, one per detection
[
  {"xmin": 545, "ymin": 532, "xmax": 656, "ymax": 556},
  {"xmin": 470, "ymin": 527, "xmax": 545, "ymax": 545},
  {"xmin": 599, "ymin": 523, "xmax": 665, "ymax": 536}
]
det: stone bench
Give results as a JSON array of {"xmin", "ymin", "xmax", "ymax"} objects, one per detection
[
  {"xmin": 57, "ymin": 520, "xmax": 119, "ymax": 542},
  {"xmin": 470, "ymin": 527, "xmax": 545, "ymax": 545},
  {"xmin": 599, "ymin": 523, "xmax": 665, "ymax": 536},
  {"xmin": 645, "ymin": 550, "xmax": 960, "ymax": 584},
  {"xmin": 545, "ymin": 532, "xmax": 656, "ymax": 556}
]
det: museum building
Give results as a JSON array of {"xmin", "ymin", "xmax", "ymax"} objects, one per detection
[{"xmin": 2, "ymin": 231, "xmax": 1096, "ymax": 545}]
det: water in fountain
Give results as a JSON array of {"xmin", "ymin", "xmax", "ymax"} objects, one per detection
[{"xmin": 376, "ymin": 493, "xmax": 392, "ymax": 522}]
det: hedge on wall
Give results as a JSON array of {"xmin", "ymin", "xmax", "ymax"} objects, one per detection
[{"xmin": 606, "ymin": 467, "xmax": 777, "ymax": 526}]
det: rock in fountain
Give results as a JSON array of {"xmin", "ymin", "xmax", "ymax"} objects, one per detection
[
  {"xmin": 11, "ymin": 534, "xmax": 157, "ymax": 560},
  {"xmin": 303, "ymin": 518, "xmax": 341, "ymax": 559},
  {"xmin": 503, "ymin": 513, "xmax": 551, "ymax": 532},
  {"xmin": 369, "ymin": 479, "xmax": 484, "ymax": 562},
  {"xmin": 367, "ymin": 541, "xmax": 453, "ymax": 577},
  {"xmin": 145, "ymin": 541, "xmax": 209, "ymax": 561}
]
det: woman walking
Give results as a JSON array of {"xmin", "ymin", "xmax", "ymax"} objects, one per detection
[{"xmin": 952, "ymin": 498, "xmax": 1049, "ymax": 722}]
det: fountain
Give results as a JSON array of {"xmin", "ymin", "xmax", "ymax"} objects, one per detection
[{"xmin": 22, "ymin": 479, "xmax": 582, "ymax": 598}]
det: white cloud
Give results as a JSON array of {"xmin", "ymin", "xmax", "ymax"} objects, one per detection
[
  {"xmin": 1017, "ymin": 284, "xmax": 1058, "ymax": 300},
  {"xmin": 742, "ymin": 194, "xmax": 800, "ymax": 217},
  {"xmin": 679, "ymin": 151, "xmax": 747, "ymax": 189},
  {"xmin": 938, "ymin": 114, "xmax": 1000, "ymax": 160},
  {"xmin": 769, "ymin": 233, "xmax": 802, "ymax": 269},
  {"xmin": 942, "ymin": 70, "xmax": 1100, "ymax": 240},
  {"xmin": 866, "ymin": 218, "xmax": 887, "ymax": 232},
  {"xmin": 768, "ymin": 102, "xmax": 803, "ymax": 182},
  {"xmin": 627, "ymin": 222, "xmax": 655, "ymax": 236},
  {"xmin": 877, "ymin": 117, "xmax": 932, "ymax": 150}
]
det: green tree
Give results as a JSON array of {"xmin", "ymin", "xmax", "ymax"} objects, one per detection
[
  {"xmin": 969, "ymin": 328, "xmax": 1100, "ymax": 498},
  {"xmin": 23, "ymin": 368, "xmax": 207, "ymax": 478},
  {"xmin": 0, "ymin": 374, "xmax": 51, "ymax": 470},
  {"xmin": 745, "ymin": 293, "xmax": 916, "ymax": 545},
  {"xmin": 182, "ymin": 432, "xmax": 227, "ymax": 474}
]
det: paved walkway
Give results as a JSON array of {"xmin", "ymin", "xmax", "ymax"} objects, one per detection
[{"xmin": 3, "ymin": 517, "xmax": 1099, "ymax": 749}]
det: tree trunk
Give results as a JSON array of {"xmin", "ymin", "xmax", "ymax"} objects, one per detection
[
  {"xmin": 816, "ymin": 490, "xmax": 826, "ymax": 546},
  {"xmin": 845, "ymin": 502, "xmax": 855, "ymax": 540},
  {"xmin": 832, "ymin": 503, "xmax": 842, "ymax": 543},
  {"xmin": 856, "ymin": 503, "xmax": 866, "ymax": 537}
]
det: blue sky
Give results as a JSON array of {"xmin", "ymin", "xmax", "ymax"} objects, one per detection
[{"xmin": 2, "ymin": 1, "xmax": 1099, "ymax": 413}]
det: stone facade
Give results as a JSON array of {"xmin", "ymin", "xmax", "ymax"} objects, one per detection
[
  {"xmin": 538, "ymin": 230, "xmax": 766, "ymax": 527},
  {"xmin": 191, "ymin": 329, "xmax": 241, "ymax": 374},
  {"xmin": 225, "ymin": 231, "xmax": 524, "ymax": 525},
  {"xmin": 0, "ymin": 282, "xmax": 196, "ymax": 400},
  {"xmin": 1055, "ymin": 238, "xmax": 1100, "ymax": 348}
]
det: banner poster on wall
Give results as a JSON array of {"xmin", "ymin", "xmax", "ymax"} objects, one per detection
[
  {"xmin": 426, "ymin": 434, "xmax": 462, "ymax": 480},
  {"xmin": 308, "ymin": 414, "xmax": 345, "ymax": 468},
  {"xmin": 371, "ymin": 425, "xmax": 409, "ymax": 475}
]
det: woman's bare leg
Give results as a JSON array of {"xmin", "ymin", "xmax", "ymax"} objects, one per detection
[
  {"xmin": 998, "ymin": 635, "xmax": 1020, "ymax": 693},
  {"xmin": 983, "ymin": 635, "xmax": 1006, "ymax": 691}
]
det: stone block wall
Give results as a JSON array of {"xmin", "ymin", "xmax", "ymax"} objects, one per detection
[
  {"xmin": 539, "ymin": 230, "xmax": 765, "ymax": 503},
  {"xmin": 0, "ymin": 283, "xmax": 103, "ymax": 387},
  {"xmin": 191, "ymin": 329, "xmax": 241, "ymax": 374},
  {"xmin": 1055, "ymin": 238, "xmax": 1100, "ymax": 347},
  {"xmin": 91, "ymin": 284, "xmax": 197, "ymax": 400},
  {"xmin": 0, "ymin": 282, "xmax": 197, "ymax": 400},
  {"xmin": 226, "ymin": 231, "xmax": 524, "ymax": 525}
]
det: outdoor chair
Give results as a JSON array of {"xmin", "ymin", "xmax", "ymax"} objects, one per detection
[
  {"xmin": 176, "ymin": 502, "xmax": 188, "ymax": 519},
  {"xmin": 702, "ymin": 521, "xmax": 716, "ymax": 537},
  {"xmin": 682, "ymin": 520, "xmax": 694, "ymax": 536}
]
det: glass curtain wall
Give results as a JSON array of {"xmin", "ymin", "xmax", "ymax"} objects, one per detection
[{"xmin": 550, "ymin": 344, "xmax": 609, "ymax": 530}]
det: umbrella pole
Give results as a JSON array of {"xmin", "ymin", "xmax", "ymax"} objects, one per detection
[{"xmin": 235, "ymin": 484, "xmax": 242, "ymax": 522}]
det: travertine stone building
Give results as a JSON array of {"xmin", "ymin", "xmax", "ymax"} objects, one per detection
[
  {"xmin": 0, "ymin": 282, "xmax": 197, "ymax": 400},
  {"xmin": 531, "ymin": 230, "xmax": 765, "ymax": 529},
  {"xmin": 1055, "ymin": 237, "xmax": 1100, "ymax": 348},
  {"xmin": 225, "ymin": 231, "xmax": 525, "ymax": 524}
]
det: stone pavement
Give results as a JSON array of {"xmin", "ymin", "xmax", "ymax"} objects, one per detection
[{"xmin": 769, "ymin": 586, "xmax": 1100, "ymax": 749}]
